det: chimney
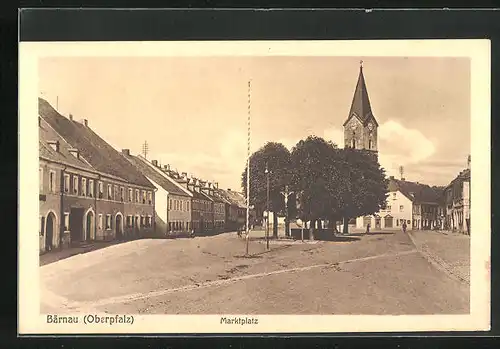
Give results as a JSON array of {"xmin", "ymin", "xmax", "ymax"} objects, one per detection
[
  {"xmin": 122, "ymin": 149, "xmax": 130, "ymax": 156},
  {"xmin": 48, "ymin": 140, "xmax": 60, "ymax": 152},
  {"xmin": 227, "ymin": 188, "xmax": 231, "ymax": 191},
  {"xmin": 214, "ymin": 182, "xmax": 219, "ymax": 189},
  {"xmin": 181, "ymin": 172, "xmax": 188, "ymax": 179},
  {"xmin": 82, "ymin": 119, "xmax": 88, "ymax": 127},
  {"xmin": 402, "ymin": 177, "xmax": 406, "ymax": 181},
  {"xmin": 69, "ymin": 114, "xmax": 73, "ymax": 121},
  {"xmin": 163, "ymin": 164, "xmax": 170, "ymax": 171},
  {"xmin": 467, "ymin": 155, "xmax": 471, "ymax": 170},
  {"xmin": 389, "ymin": 176, "xmax": 394, "ymax": 180},
  {"xmin": 151, "ymin": 160, "xmax": 158, "ymax": 167}
]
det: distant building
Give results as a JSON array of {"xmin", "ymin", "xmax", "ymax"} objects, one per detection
[
  {"xmin": 39, "ymin": 98, "xmax": 155, "ymax": 254},
  {"xmin": 358, "ymin": 176, "xmax": 442, "ymax": 230},
  {"xmin": 121, "ymin": 155, "xmax": 193, "ymax": 236},
  {"xmin": 443, "ymin": 162, "xmax": 471, "ymax": 235}
]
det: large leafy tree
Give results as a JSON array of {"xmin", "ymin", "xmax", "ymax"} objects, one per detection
[
  {"xmin": 336, "ymin": 148, "xmax": 388, "ymax": 233},
  {"xmin": 241, "ymin": 142, "xmax": 291, "ymax": 237},
  {"xmin": 290, "ymin": 136, "xmax": 343, "ymax": 240}
]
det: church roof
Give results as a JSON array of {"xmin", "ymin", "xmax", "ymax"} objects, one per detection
[{"xmin": 343, "ymin": 62, "xmax": 378, "ymax": 127}]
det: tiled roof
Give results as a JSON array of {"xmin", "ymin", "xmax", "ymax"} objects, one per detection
[
  {"xmin": 39, "ymin": 117, "xmax": 97, "ymax": 173},
  {"xmin": 343, "ymin": 64, "xmax": 378, "ymax": 127},
  {"xmin": 389, "ymin": 178, "xmax": 442, "ymax": 204},
  {"xmin": 223, "ymin": 189, "xmax": 247, "ymax": 208},
  {"xmin": 217, "ymin": 189, "xmax": 246, "ymax": 208},
  {"xmin": 122, "ymin": 154, "xmax": 191, "ymax": 197},
  {"xmin": 39, "ymin": 98, "xmax": 154, "ymax": 188}
]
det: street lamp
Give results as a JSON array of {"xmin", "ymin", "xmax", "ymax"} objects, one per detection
[{"xmin": 265, "ymin": 162, "xmax": 270, "ymax": 250}]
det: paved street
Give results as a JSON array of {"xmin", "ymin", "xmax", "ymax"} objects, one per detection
[{"xmin": 40, "ymin": 229, "xmax": 470, "ymax": 315}]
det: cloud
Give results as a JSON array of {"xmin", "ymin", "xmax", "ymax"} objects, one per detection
[
  {"xmin": 323, "ymin": 127, "xmax": 345, "ymax": 148},
  {"xmin": 378, "ymin": 120, "xmax": 436, "ymax": 177}
]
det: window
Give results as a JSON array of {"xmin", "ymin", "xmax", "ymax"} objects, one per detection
[
  {"xmin": 169, "ymin": 199, "xmax": 172, "ymax": 210},
  {"xmin": 140, "ymin": 216, "xmax": 145, "ymax": 226},
  {"xmin": 351, "ymin": 139, "xmax": 356, "ymax": 148},
  {"xmin": 135, "ymin": 189, "xmax": 140, "ymax": 202},
  {"xmin": 399, "ymin": 205, "xmax": 404, "ymax": 212},
  {"xmin": 106, "ymin": 214, "xmax": 111, "ymax": 229},
  {"xmin": 98, "ymin": 214, "xmax": 103, "ymax": 230},
  {"xmin": 120, "ymin": 187, "xmax": 125, "ymax": 202},
  {"xmin": 64, "ymin": 213, "xmax": 70, "ymax": 231},
  {"xmin": 148, "ymin": 191, "xmax": 152, "ymax": 205},
  {"xmin": 49, "ymin": 171, "xmax": 56, "ymax": 193},
  {"xmin": 98, "ymin": 181, "xmax": 103, "ymax": 198},
  {"xmin": 114, "ymin": 185, "xmax": 118, "ymax": 201},
  {"xmin": 82, "ymin": 178, "xmax": 87, "ymax": 196},
  {"xmin": 128, "ymin": 188, "xmax": 133, "ymax": 202},
  {"xmin": 88, "ymin": 180, "xmax": 94, "ymax": 198},
  {"xmin": 392, "ymin": 193, "xmax": 396, "ymax": 200},
  {"xmin": 187, "ymin": 201, "xmax": 190, "ymax": 211},
  {"xmin": 108, "ymin": 184, "xmax": 112, "ymax": 200},
  {"xmin": 64, "ymin": 174, "xmax": 70, "ymax": 193},
  {"xmin": 39, "ymin": 168, "xmax": 44, "ymax": 192},
  {"xmin": 40, "ymin": 216, "xmax": 45, "ymax": 236},
  {"xmin": 368, "ymin": 139, "xmax": 372, "ymax": 149},
  {"xmin": 73, "ymin": 175, "xmax": 79, "ymax": 195},
  {"xmin": 142, "ymin": 190, "xmax": 146, "ymax": 204},
  {"xmin": 387, "ymin": 205, "xmax": 391, "ymax": 210}
]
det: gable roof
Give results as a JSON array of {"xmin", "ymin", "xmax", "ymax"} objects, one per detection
[
  {"xmin": 122, "ymin": 154, "xmax": 191, "ymax": 197},
  {"xmin": 39, "ymin": 117, "xmax": 97, "ymax": 173},
  {"xmin": 389, "ymin": 178, "xmax": 442, "ymax": 204},
  {"xmin": 222, "ymin": 189, "xmax": 247, "ymax": 208},
  {"xmin": 39, "ymin": 98, "xmax": 154, "ymax": 188},
  {"xmin": 343, "ymin": 64, "xmax": 378, "ymax": 127}
]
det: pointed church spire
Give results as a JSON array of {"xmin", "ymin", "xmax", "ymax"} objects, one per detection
[{"xmin": 343, "ymin": 60, "xmax": 377, "ymax": 127}]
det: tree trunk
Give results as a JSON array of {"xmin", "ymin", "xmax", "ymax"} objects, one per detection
[
  {"xmin": 272, "ymin": 211, "xmax": 278, "ymax": 238},
  {"xmin": 343, "ymin": 216, "xmax": 349, "ymax": 234},
  {"xmin": 309, "ymin": 218, "xmax": 315, "ymax": 241},
  {"xmin": 327, "ymin": 219, "xmax": 335, "ymax": 233}
]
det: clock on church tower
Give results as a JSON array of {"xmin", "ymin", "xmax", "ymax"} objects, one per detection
[{"xmin": 342, "ymin": 61, "xmax": 379, "ymax": 157}]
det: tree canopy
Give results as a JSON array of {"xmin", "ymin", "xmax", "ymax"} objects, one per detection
[{"xmin": 241, "ymin": 136, "xmax": 388, "ymax": 238}]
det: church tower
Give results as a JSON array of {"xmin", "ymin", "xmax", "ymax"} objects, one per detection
[{"xmin": 343, "ymin": 61, "xmax": 379, "ymax": 157}]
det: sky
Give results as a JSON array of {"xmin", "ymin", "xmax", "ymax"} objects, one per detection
[{"xmin": 39, "ymin": 56, "xmax": 471, "ymax": 191}]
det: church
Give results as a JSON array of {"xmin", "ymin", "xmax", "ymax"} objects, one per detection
[{"xmin": 343, "ymin": 61, "xmax": 444, "ymax": 232}]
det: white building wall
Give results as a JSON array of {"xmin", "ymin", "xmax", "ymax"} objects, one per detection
[
  {"xmin": 356, "ymin": 190, "xmax": 413, "ymax": 230},
  {"xmin": 145, "ymin": 176, "xmax": 169, "ymax": 235}
]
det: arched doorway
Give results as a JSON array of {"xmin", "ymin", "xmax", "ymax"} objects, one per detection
[
  {"xmin": 363, "ymin": 216, "xmax": 371, "ymax": 227},
  {"xmin": 384, "ymin": 215, "xmax": 393, "ymax": 228},
  {"xmin": 45, "ymin": 212, "xmax": 56, "ymax": 251},
  {"xmin": 115, "ymin": 213, "xmax": 123, "ymax": 239},
  {"xmin": 84, "ymin": 210, "xmax": 95, "ymax": 241}
]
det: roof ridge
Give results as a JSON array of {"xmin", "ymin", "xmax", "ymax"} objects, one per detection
[{"xmin": 135, "ymin": 155, "xmax": 193, "ymax": 197}]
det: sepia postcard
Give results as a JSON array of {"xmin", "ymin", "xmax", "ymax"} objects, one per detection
[{"xmin": 19, "ymin": 39, "xmax": 490, "ymax": 335}]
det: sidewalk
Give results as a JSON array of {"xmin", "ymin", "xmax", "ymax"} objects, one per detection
[
  {"xmin": 408, "ymin": 230, "xmax": 470, "ymax": 284},
  {"xmin": 40, "ymin": 240, "xmax": 128, "ymax": 266}
]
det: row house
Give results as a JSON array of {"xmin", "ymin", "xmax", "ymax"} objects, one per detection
[
  {"xmin": 200, "ymin": 180, "xmax": 227, "ymax": 233},
  {"xmin": 121, "ymin": 154, "xmax": 193, "ymax": 236},
  {"xmin": 39, "ymin": 98, "xmax": 155, "ymax": 254},
  {"xmin": 357, "ymin": 176, "xmax": 442, "ymax": 230},
  {"xmin": 216, "ymin": 188, "xmax": 245, "ymax": 231},
  {"xmin": 159, "ymin": 166, "xmax": 214, "ymax": 235},
  {"xmin": 443, "ymin": 165, "xmax": 471, "ymax": 235}
]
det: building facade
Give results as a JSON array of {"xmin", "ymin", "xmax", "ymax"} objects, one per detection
[
  {"xmin": 357, "ymin": 177, "xmax": 442, "ymax": 231},
  {"xmin": 122, "ymin": 155, "xmax": 193, "ymax": 236},
  {"xmin": 444, "ymin": 166, "xmax": 471, "ymax": 234},
  {"xmin": 39, "ymin": 98, "xmax": 155, "ymax": 254}
]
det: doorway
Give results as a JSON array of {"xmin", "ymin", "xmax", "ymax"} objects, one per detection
[
  {"xmin": 384, "ymin": 215, "xmax": 393, "ymax": 228},
  {"xmin": 70, "ymin": 207, "xmax": 85, "ymax": 244},
  {"xmin": 85, "ymin": 210, "xmax": 95, "ymax": 241},
  {"xmin": 375, "ymin": 216, "xmax": 381, "ymax": 229},
  {"xmin": 45, "ymin": 212, "xmax": 55, "ymax": 251},
  {"xmin": 115, "ymin": 214, "xmax": 123, "ymax": 239}
]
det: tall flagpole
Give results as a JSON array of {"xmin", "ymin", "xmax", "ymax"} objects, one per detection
[{"xmin": 246, "ymin": 79, "xmax": 251, "ymax": 255}]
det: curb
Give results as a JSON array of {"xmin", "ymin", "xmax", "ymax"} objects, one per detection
[{"xmin": 407, "ymin": 231, "xmax": 470, "ymax": 285}]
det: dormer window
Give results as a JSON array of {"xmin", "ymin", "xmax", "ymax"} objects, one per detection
[
  {"xmin": 48, "ymin": 140, "xmax": 60, "ymax": 152},
  {"xmin": 69, "ymin": 148, "xmax": 80, "ymax": 159}
]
